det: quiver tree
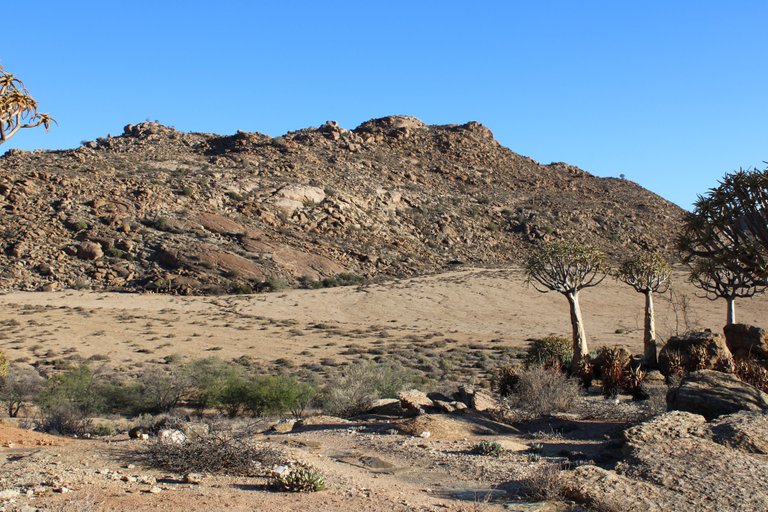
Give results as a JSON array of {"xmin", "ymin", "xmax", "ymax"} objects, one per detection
[
  {"xmin": 616, "ymin": 252, "xmax": 671, "ymax": 368},
  {"xmin": 525, "ymin": 241, "xmax": 608, "ymax": 371},
  {"xmin": 1, "ymin": 65, "xmax": 55, "ymax": 145},
  {"xmin": 679, "ymin": 167, "xmax": 768, "ymax": 280},
  {"xmin": 688, "ymin": 257, "xmax": 766, "ymax": 326}
]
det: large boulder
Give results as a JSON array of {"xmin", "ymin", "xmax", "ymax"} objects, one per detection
[
  {"xmin": 667, "ymin": 370, "xmax": 768, "ymax": 420},
  {"xmin": 623, "ymin": 411, "xmax": 706, "ymax": 448},
  {"xmin": 704, "ymin": 410, "xmax": 768, "ymax": 454},
  {"xmin": 724, "ymin": 323, "xmax": 768, "ymax": 361},
  {"xmin": 658, "ymin": 331, "xmax": 732, "ymax": 377}
]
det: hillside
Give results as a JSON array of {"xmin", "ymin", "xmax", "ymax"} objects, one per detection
[{"xmin": 0, "ymin": 116, "xmax": 683, "ymax": 294}]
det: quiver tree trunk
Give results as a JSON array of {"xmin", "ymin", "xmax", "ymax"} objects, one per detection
[
  {"xmin": 566, "ymin": 291, "xmax": 589, "ymax": 371},
  {"xmin": 726, "ymin": 297, "xmax": 736, "ymax": 326},
  {"xmin": 644, "ymin": 290, "xmax": 658, "ymax": 369}
]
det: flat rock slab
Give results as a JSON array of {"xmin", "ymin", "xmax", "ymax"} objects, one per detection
[{"xmin": 620, "ymin": 436, "xmax": 768, "ymax": 511}]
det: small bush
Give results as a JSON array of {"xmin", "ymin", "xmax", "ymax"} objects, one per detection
[
  {"xmin": 734, "ymin": 357, "xmax": 768, "ymax": 393},
  {"xmin": 1, "ymin": 364, "xmax": 43, "ymax": 417},
  {"xmin": 144, "ymin": 425, "xmax": 284, "ymax": 476},
  {"xmin": 273, "ymin": 465, "xmax": 326, "ymax": 492},
  {"xmin": 0, "ymin": 350, "xmax": 8, "ymax": 379},
  {"xmin": 521, "ymin": 462, "xmax": 566, "ymax": 501},
  {"xmin": 594, "ymin": 346, "xmax": 632, "ymax": 398},
  {"xmin": 242, "ymin": 375, "xmax": 315, "ymax": 419},
  {"xmin": 494, "ymin": 364, "xmax": 519, "ymax": 397},
  {"xmin": 472, "ymin": 440, "xmax": 505, "ymax": 457},
  {"xmin": 35, "ymin": 365, "xmax": 109, "ymax": 434},
  {"xmin": 525, "ymin": 336, "xmax": 573, "ymax": 370},
  {"xmin": 321, "ymin": 360, "xmax": 416, "ymax": 418},
  {"xmin": 505, "ymin": 365, "xmax": 581, "ymax": 419}
]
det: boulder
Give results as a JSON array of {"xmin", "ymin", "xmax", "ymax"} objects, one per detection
[
  {"xmin": 398, "ymin": 389, "xmax": 433, "ymax": 415},
  {"xmin": 268, "ymin": 419, "xmax": 296, "ymax": 433},
  {"xmin": 724, "ymin": 323, "xmax": 768, "ymax": 361},
  {"xmin": 704, "ymin": 410, "xmax": 768, "ymax": 454},
  {"xmin": 454, "ymin": 385, "xmax": 500, "ymax": 412},
  {"xmin": 667, "ymin": 370, "xmax": 768, "ymax": 420},
  {"xmin": 367, "ymin": 398, "xmax": 404, "ymax": 416},
  {"xmin": 658, "ymin": 331, "xmax": 732, "ymax": 377},
  {"xmin": 157, "ymin": 429, "xmax": 186, "ymax": 444},
  {"xmin": 623, "ymin": 411, "xmax": 706, "ymax": 447},
  {"xmin": 76, "ymin": 241, "xmax": 103, "ymax": 260}
]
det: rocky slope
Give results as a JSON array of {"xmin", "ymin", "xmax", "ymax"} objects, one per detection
[{"xmin": 0, "ymin": 116, "xmax": 683, "ymax": 294}]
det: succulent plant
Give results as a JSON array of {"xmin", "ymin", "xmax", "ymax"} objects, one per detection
[
  {"xmin": 472, "ymin": 440, "xmax": 505, "ymax": 457},
  {"xmin": 274, "ymin": 465, "xmax": 326, "ymax": 492}
]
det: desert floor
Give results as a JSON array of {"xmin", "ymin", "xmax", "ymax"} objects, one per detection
[
  {"xmin": 0, "ymin": 268, "xmax": 764, "ymax": 374},
  {"xmin": 1, "ymin": 267, "xmax": 766, "ymax": 511}
]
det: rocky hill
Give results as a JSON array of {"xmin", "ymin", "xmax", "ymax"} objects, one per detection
[{"xmin": 0, "ymin": 116, "xmax": 683, "ymax": 294}]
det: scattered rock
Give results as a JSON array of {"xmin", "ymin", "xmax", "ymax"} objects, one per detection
[
  {"xmin": 157, "ymin": 429, "xmax": 186, "ymax": 444},
  {"xmin": 398, "ymin": 389, "xmax": 434, "ymax": 415}
]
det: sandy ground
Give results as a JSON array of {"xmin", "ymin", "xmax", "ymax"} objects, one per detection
[
  {"xmin": 0, "ymin": 267, "xmax": 765, "ymax": 511},
  {"xmin": 0, "ymin": 268, "xmax": 764, "ymax": 373}
]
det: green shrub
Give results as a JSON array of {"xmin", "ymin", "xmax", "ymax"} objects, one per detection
[
  {"xmin": 35, "ymin": 365, "xmax": 111, "ymax": 434},
  {"xmin": 525, "ymin": 335, "xmax": 573, "ymax": 369},
  {"xmin": 593, "ymin": 346, "xmax": 632, "ymax": 398},
  {"xmin": 472, "ymin": 440, "xmax": 505, "ymax": 457},
  {"xmin": 242, "ymin": 375, "xmax": 315, "ymax": 418},
  {"xmin": 184, "ymin": 357, "xmax": 242, "ymax": 411}
]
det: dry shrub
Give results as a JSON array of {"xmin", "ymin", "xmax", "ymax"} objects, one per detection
[
  {"xmin": 522, "ymin": 462, "xmax": 566, "ymax": 500},
  {"xmin": 506, "ymin": 365, "xmax": 581, "ymax": 419},
  {"xmin": 734, "ymin": 357, "xmax": 768, "ymax": 393},
  {"xmin": 144, "ymin": 423, "xmax": 284, "ymax": 475}
]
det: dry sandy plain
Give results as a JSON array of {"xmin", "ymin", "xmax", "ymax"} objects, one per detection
[
  {"xmin": 0, "ymin": 268, "xmax": 764, "ymax": 372},
  {"xmin": 0, "ymin": 267, "xmax": 766, "ymax": 512}
]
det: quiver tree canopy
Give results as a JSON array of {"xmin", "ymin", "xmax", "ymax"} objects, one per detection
[{"xmin": 0, "ymin": 65, "xmax": 54, "ymax": 145}]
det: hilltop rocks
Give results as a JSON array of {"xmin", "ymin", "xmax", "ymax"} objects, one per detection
[
  {"xmin": 658, "ymin": 331, "xmax": 732, "ymax": 377},
  {"xmin": 0, "ymin": 115, "xmax": 684, "ymax": 294},
  {"xmin": 724, "ymin": 323, "xmax": 768, "ymax": 361},
  {"xmin": 666, "ymin": 370, "xmax": 768, "ymax": 419}
]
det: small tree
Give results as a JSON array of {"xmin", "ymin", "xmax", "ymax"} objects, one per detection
[
  {"xmin": 525, "ymin": 241, "xmax": 608, "ymax": 371},
  {"xmin": 688, "ymin": 258, "xmax": 766, "ymax": 325},
  {"xmin": 616, "ymin": 252, "xmax": 671, "ymax": 368},
  {"xmin": 1, "ymin": 65, "xmax": 55, "ymax": 144}
]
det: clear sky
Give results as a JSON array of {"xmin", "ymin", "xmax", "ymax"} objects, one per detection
[{"xmin": 2, "ymin": 1, "xmax": 766, "ymax": 208}]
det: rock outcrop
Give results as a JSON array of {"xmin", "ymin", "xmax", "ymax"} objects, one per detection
[{"xmin": 0, "ymin": 117, "xmax": 684, "ymax": 294}]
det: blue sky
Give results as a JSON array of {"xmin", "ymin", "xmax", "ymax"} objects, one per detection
[{"xmin": 2, "ymin": 1, "xmax": 766, "ymax": 208}]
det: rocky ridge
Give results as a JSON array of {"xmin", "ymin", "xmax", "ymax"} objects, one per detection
[{"xmin": 0, "ymin": 116, "xmax": 683, "ymax": 294}]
